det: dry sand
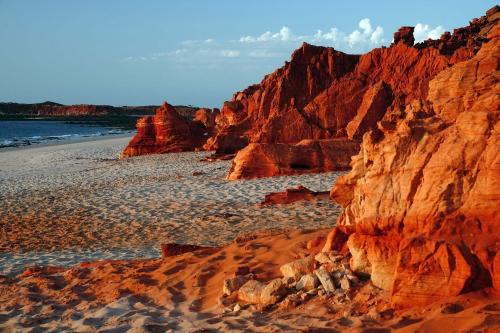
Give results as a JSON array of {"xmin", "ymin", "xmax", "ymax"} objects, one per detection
[
  {"xmin": 0, "ymin": 135, "xmax": 342, "ymax": 275},
  {"xmin": 1, "ymin": 137, "xmax": 498, "ymax": 332},
  {"xmin": 1, "ymin": 228, "xmax": 498, "ymax": 332}
]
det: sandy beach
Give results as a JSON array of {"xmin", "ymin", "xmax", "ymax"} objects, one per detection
[{"xmin": 0, "ymin": 135, "xmax": 342, "ymax": 276}]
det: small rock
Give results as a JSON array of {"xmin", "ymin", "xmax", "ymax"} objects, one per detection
[
  {"xmin": 318, "ymin": 289, "xmax": 326, "ymax": 297},
  {"xmin": 233, "ymin": 303, "xmax": 241, "ymax": 312},
  {"xmin": 280, "ymin": 256, "xmax": 315, "ymax": 281},
  {"xmin": 296, "ymin": 274, "xmax": 319, "ymax": 291},
  {"xmin": 298, "ymin": 291, "xmax": 309, "ymax": 302},
  {"xmin": 346, "ymin": 274, "xmax": 359, "ymax": 284},
  {"xmin": 261, "ymin": 279, "xmax": 287, "ymax": 305},
  {"xmin": 306, "ymin": 289, "xmax": 318, "ymax": 296},
  {"xmin": 279, "ymin": 293, "xmax": 301, "ymax": 310},
  {"xmin": 281, "ymin": 276, "xmax": 296, "ymax": 288},
  {"xmin": 314, "ymin": 252, "xmax": 332, "ymax": 265},
  {"xmin": 314, "ymin": 267, "xmax": 336, "ymax": 292},
  {"xmin": 340, "ymin": 276, "xmax": 351, "ymax": 290},
  {"xmin": 238, "ymin": 280, "xmax": 265, "ymax": 304},
  {"xmin": 223, "ymin": 274, "xmax": 253, "ymax": 296}
]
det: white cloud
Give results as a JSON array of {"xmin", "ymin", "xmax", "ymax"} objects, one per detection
[
  {"xmin": 122, "ymin": 19, "xmax": 445, "ymax": 67},
  {"xmin": 239, "ymin": 19, "xmax": 385, "ymax": 53},
  {"xmin": 358, "ymin": 18, "xmax": 373, "ymax": 34},
  {"xmin": 312, "ymin": 18, "xmax": 385, "ymax": 52},
  {"xmin": 414, "ymin": 23, "xmax": 446, "ymax": 42},
  {"xmin": 240, "ymin": 26, "xmax": 294, "ymax": 43}
]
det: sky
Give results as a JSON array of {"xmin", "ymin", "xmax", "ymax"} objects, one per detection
[{"xmin": 0, "ymin": 1, "xmax": 497, "ymax": 108}]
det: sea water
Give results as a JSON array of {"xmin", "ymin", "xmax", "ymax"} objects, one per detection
[{"xmin": 0, "ymin": 120, "xmax": 132, "ymax": 148}]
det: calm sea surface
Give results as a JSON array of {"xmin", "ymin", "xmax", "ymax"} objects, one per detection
[{"xmin": 0, "ymin": 121, "xmax": 132, "ymax": 148}]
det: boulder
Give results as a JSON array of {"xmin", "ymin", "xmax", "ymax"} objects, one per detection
[
  {"xmin": 260, "ymin": 279, "xmax": 287, "ymax": 305},
  {"xmin": 223, "ymin": 274, "xmax": 254, "ymax": 296},
  {"xmin": 280, "ymin": 256, "xmax": 316, "ymax": 281},
  {"xmin": 321, "ymin": 227, "xmax": 349, "ymax": 253},
  {"xmin": 161, "ymin": 243, "xmax": 208, "ymax": 257},
  {"xmin": 314, "ymin": 267, "xmax": 336, "ymax": 292},
  {"xmin": 260, "ymin": 185, "xmax": 329, "ymax": 206},
  {"xmin": 238, "ymin": 280, "xmax": 265, "ymax": 304},
  {"xmin": 296, "ymin": 274, "xmax": 319, "ymax": 292},
  {"xmin": 391, "ymin": 238, "xmax": 474, "ymax": 308}
]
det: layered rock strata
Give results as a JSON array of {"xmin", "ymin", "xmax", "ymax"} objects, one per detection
[{"xmin": 330, "ymin": 8, "xmax": 499, "ymax": 308}]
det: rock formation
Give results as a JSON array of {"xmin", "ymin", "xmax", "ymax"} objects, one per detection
[
  {"xmin": 330, "ymin": 7, "xmax": 499, "ymax": 308},
  {"xmin": 223, "ymin": 8, "xmax": 494, "ymax": 179},
  {"xmin": 122, "ymin": 7, "xmax": 496, "ymax": 180},
  {"xmin": 121, "ymin": 102, "xmax": 216, "ymax": 157},
  {"xmin": 227, "ymin": 139, "xmax": 359, "ymax": 179},
  {"xmin": 260, "ymin": 186, "xmax": 329, "ymax": 206}
]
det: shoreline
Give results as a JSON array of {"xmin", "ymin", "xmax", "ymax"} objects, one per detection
[{"xmin": 0, "ymin": 132, "xmax": 134, "ymax": 152}]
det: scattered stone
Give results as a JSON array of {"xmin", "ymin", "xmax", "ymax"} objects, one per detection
[
  {"xmin": 314, "ymin": 252, "xmax": 332, "ymax": 265},
  {"xmin": 192, "ymin": 171, "xmax": 205, "ymax": 176},
  {"xmin": 261, "ymin": 279, "xmax": 287, "ymax": 305},
  {"xmin": 280, "ymin": 256, "xmax": 315, "ymax": 281},
  {"xmin": 346, "ymin": 274, "xmax": 360, "ymax": 284},
  {"xmin": 281, "ymin": 276, "xmax": 296, "ymax": 288},
  {"xmin": 314, "ymin": 267, "xmax": 336, "ymax": 292},
  {"xmin": 233, "ymin": 303, "xmax": 241, "ymax": 312},
  {"xmin": 279, "ymin": 293, "xmax": 302, "ymax": 310},
  {"xmin": 238, "ymin": 280, "xmax": 265, "ymax": 304},
  {"xmin": 298, "ymin": 291, "xmax": 309, "ymax": 302},
  {"xmin": 340, "ymin": 276, "xmax": 351, "ymax": 290},
  {"xmin": 223, "ymin": 274, "xmax": 254, "ymax": 296},
  {"xmin": 306, "ymin": 289, "xmax": 318, "ymax": 296},
  {"xmin": 296, "ymin": 274, "xmax": 319, "ymax": 291}
]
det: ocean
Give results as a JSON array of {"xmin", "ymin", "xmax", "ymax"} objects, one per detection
[{"xmin": 0, "ymin": 120, "xmax": 133, "ymax": 149}]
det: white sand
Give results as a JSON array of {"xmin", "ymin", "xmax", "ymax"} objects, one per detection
[{"xmin": 0, "ymin": 136, "xmax": 343, "ymax": 276}]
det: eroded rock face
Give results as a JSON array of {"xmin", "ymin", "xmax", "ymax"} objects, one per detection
[
  {"xmin": 330, "ymin": 11, "xmax": 499, "ymax": 308},
  {"xmin": 122, "ymin": 9, "xmax": 494, "ymax": 180},
  {"xmin": 227, "ymin": 139, "xmax": 359, "ymax": 180},
  {"xmin": 121, "ymin": 102, "xmax": 215, "ymax": 157},
  {"xmin": 223, "ymin": 13, "xmax": 491, "ymax": 179}
]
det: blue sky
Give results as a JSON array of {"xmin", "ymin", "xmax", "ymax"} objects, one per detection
[{"xmin": 0, "ymin": 1, "xmax": 497, "ymax": 108}]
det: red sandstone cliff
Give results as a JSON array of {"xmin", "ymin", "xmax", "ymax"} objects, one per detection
[
  {"xmin": 121, "ymin": 102, "xmax": 217, "ymax": 157},
  {"xmin": 122, "ymin": 6, "xmax": 497, "ymax": 184},
  {"xmin": 224, "ymin": 16, "xmax": 492, "ymax": 179},
  {"xmin": 329, "ymin": 7, "xmax": 499, "ymax": 308}
]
